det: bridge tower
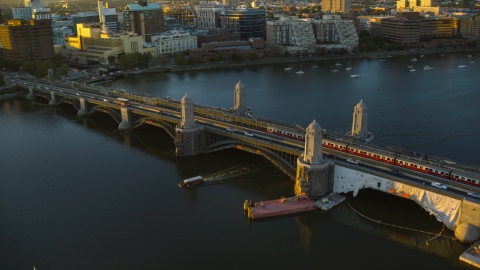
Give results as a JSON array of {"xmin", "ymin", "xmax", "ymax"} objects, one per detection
[
  {"xmin": 175, "ymin": 94, "xmax": 205, "ymax": 156},
  {"xmin": 351, "ymin": 99, "xmax": 368, "ymax": 140},
  {"xmin": 232, "ymin": 80, "xmax": 247, "ymax": 113},
  {"xmin": 295, "ymin": 120, "xmax": 334, "ymax": 198},
  {"xmin": 26, "ymin": 86, "xmax": 35, "ymax": 100}
]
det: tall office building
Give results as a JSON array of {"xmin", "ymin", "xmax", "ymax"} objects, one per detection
[
  {"xmin": 322, "ymin": 0, "xmax": 351, "ymax": 14},
  {"xmin": 0, "ymin": 19, "xmax": 55, "ymax": 62},
  {"xmin": 220, "ymin": 8, "xmax": 266, "ymax": 41},
  {"xmin": 124, "ymin": 0, "xmax": 164, "ymax": 42},
  {"xmin": 195, "ymin": 3, "xmax": 224, "ymax": 29}
]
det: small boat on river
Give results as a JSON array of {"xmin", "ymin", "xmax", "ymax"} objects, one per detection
[
  {"xmin": 411, "ymin": 58, "xmax": 418, "ymax": 62},
  {"xmin": 350, "ymin": 74, "xmax": 359, "ymax": 78},
  {"xmin": 424, "ymin": 65, "xmax": 434, "ymax": 70},
  {"xmin": 296, "ymin": 71, "xmax": 305, "ymax": 74},
  {"xmin": 284, "ymin": 67, "xmax": 292, "ymax": 71},
  {"xmin": 345, "ymin": 67, "xmax": 352, "ymax": 70},
  {"xmin": 335, "ymin": 63, "xmax": 342, "ymax": 66},
  {"xmin": 459, "ymin": 65, "xmax": 467, "ymax": 68},
  {"xmin": 178, "ymin": 176, "xmax": 204, "ymax": 188}
]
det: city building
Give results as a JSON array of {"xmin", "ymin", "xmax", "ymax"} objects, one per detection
[
  {"xmin": 313, "ymin": 15, "xmax": 359, "ymax": 52},
  {"xmin": 459, "ymin": 15, "xmax": 480, "ymax": 40},
  {"xmin": 189, "ymin": 37, "xmax": 271, "ymax": 60},
  {"xmin": 0, "ymin": 8, "xmax": 14, "ymax": 24},
  {"xmin": 52, "ymin": 27, "xmax": 72, "ymax": 46},
  {"xmin": 267, "ymin": 16, "xmax": 358, "ymax": 54},
  {"xmin": 381, "ymin": 12, "xmax": 455, "ymax": 47},
  {"xmin": 150, "ymin": 31, "xmax": 197, "ymax": 55},
  {"xmin": 192, "ymin": 29, "xmax": 240, "ymax": 48},
  {"xmin": 64, "ymin": 23, "xmax": 157, "ymax": 64},
  {"xmin": 220, "ymin": 8, "xmax": 266, "ymax": 41},
  {"xmin": 0, "ymin": 19, "xmax": 55, "ymax": 62},
  {"xmin": 195, "ymin": 3, "xmax": 225, "ymax": 29},
  {"xmin": 322, "ymin": 0, "xmax": 351, "ymax": 14},
  {"xmin": 381, "ymin": 18, "xmax": 420, "ymax": 47},
  {"xmin": 124, "ymin": 0, "xmax": 164, "ymax": 42},
  {"xmin": 70, "ymin": 9, "xmax": 119, "ymax": 35},
  {"xmin": 164, "ymin": 17, "xmax": 181, "ymax": 31},
  {"xmin": 12, "ymin": 7, "xmax": 33, "ymax": 20},
  {"xmin": 163, "ymin": 5, "xmax": 195, "ymax": 27}
]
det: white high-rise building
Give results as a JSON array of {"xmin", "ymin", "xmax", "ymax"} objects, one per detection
[{"xmin": 150, "ymin": 31, "xmax": 197, "ymax": 56}]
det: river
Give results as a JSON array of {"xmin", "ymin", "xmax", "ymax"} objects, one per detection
[{"xmin": 0, "ymin": 52, "xmax": 479, "ymax": 269}]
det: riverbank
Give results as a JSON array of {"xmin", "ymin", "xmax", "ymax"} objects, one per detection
[{"xmin": 170, "ymin": 47, "xmax": 480, "ymax": 73}]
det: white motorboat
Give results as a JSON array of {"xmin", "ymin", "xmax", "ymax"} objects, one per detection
[
  {"xmin": 420, "ymin": 55, "xmax": 424, "ymax": 57},
  {"xmin": 469, "ymin": 61, "xmax": 475, "ymax": 64},
  {"xmin": 467, "ymin": 54, "xmax": 473, "ymax": 58},
  {"xmin": 284, "ymin": 67, "xmax": 292, "ymax": 70},
  {"xmin": 380, "ymin": 59, "xmax": 385, "ymax": 62},
  {"xmin": 335, "ymin": 63, "xmax": 342, "ymax": 66},
  {"xmin": 350, "ymin": 74, "xmax": 358, "ymax": 78},
  {"xmin": 408, "ymin": 66, "xmax": 413, "ymax": 68},
  {"xmin": 410, "ymin": 69, "xmax": 417, "ymax": 72},
  {"xmin": 411, "ymin": 58, "xmax": 418, "ymax": 61},
  {"xmin": 424, "ymin": 65, "xmax": 434, "ymax": 70},
  {"xmin": 345, "ymin": 67, "xmax": 352, "ymax": 70},
  {"xmin": 296, "ymin": 71, "xmax": 304, "ymax": 74},
  {"xmin": 458, "ymin": 65, "xmax": 467, "ymax": 68}
]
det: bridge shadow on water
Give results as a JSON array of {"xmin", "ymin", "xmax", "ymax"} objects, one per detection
[{"xmin": 28, "ymin": 98, "xmax": 296, "ymax": 200}]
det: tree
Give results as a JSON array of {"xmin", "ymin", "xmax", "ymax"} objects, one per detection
[
  {"xmin": 283, "ymin": 51, "xmax": 290, "ymax": 57},
  {"xmin": 382, "ymin": 42, "xmax": 392, "ymax": 51},
  {"xmin": 0, "ymin": 75, "xmax": 4, "ymax": 87},
  {"xmin": 247, "ymin": 52, "xmax": 258, "ymax": 61},
  {"xmin": 108, "ymin": 55, "xmax": 115, "ymax": 65},
  {"xmin": 22, "ymin": 61, "xmax": 36, "ymax": 75},
  {"xmin": 187, "ymin": 57, "xmax": 197, "ymax": 65},
  {"xmin": 174, "ymin": 52, "xmax": 187, "ymax": 66},
  {"xmin": 214, "ymin": 54, "xmax": 222, "ymax": 63},
  {"xmin": 201, "ymin": 56, "xmax": 210, "ymax": 64},
  {"xmin": 57, "ymin": 64, "xmax": 69, "ymax": 78},
  {"xmin": 125, "ymin": 53, "xmax": 139, "ymax": 69},
  {"xmin": 118, "ymin": 53, "xmax": 127, "ymax": 69}
]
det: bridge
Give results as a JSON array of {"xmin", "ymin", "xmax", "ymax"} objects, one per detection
[{"xmin": 11, "ymin": 75, "xmax": 480, "ymax": 244}]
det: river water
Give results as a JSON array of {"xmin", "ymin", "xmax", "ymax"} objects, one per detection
[{"xmin": 1, "ymin": 52, "xmax": 479, "ymax": 269}]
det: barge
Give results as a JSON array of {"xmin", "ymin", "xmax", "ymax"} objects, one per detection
[{"xmin": 244, "ymin": 193, "xmax": 316, "ymax": 219}]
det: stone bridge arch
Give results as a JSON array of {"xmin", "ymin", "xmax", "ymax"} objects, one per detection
[
  {"xmin": 130, "ymin": 117, "xmax": 176, "ymax": 138},
  {"xmin": 205, "ymin": 139, "xmax": 297, "ymax": 179}
]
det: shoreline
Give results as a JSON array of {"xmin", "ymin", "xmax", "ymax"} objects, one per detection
[{"xmin": 167, "ymin": 47, "xmax": 480, "ymax": 73}]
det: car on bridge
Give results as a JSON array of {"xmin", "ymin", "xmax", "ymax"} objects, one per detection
[
  {"xmin": 347, "ymin": 158, "xmax": 358, "ymax": 165},
  {"xmin": 226, "ymin": 127, "xmax": 234, "ymax": 132},
  {"xmin": 391, "ymin": 170, "xmax": 404, "ymax": 177},
  {"xmin": 244, "ymin": 131, "xmax": 254, "ymax": 137},
  {"xmin": 431, "ymin": 182, "xmax": 447, "ymax": 190}
]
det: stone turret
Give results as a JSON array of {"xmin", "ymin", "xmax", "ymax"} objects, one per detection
[
  {"xmin": 175, "ymin": 94, "xmax": 204, "ymax": 156},
  {"xmin": 233, "ymin": 80, "xmax": 247, "ymax": 113},
  {"xmin": 295, "ymin": 120, "xmax": 334, "ymax": 198},
  {"xmin": 351, "ymin": 99, "xmax": 368, "ymax": 140},
  {"xmin": 303, "ymin": 120, "xmax": 323, "ymax": 165},
  {"xmin": 180, "ymin": 94, "xmax": 197, "ymax": 129}
]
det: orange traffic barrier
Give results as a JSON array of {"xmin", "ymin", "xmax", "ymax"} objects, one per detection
[
  {"xmin": 389, "ymin": 189, "xmax": 395, "ymax": 194},
  {"xmin": 401, "ymin": 193, "xmax": 410, "ymax": 199}
]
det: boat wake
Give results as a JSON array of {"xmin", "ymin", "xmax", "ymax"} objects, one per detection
[{"xmin": 203, "ymin": 163, "xmax": 266, "ymax": 182}]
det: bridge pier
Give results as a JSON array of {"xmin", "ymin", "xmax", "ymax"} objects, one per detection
[
  {"xmin": 294, "ymin": 120, "xmax": 334, "ymax": 198},
  {"xmin": 77, "ymin": 98, "xmax": 88, "ymax": 117},
  {"xmin": 26, "ymin": 86, "xmax": 35, "ymax": 100},
  {"xmin": 175, "ymin": 94, "xmax": 205, "ymax": 156},
  {"xmin": 49, "ymin": 91, "xmax": 57, "ymax": 106},
  {"xmin": 118, "ymin": 107, "xmax": 131, "ymax": 131}
]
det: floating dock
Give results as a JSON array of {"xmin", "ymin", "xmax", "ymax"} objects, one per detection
[
  {"xmin": 314, "ymin": 193, "xmax": 346, "ymax": 211},
  {"xmin": 244, "ymin": 193, "xmax": 316, "ymax": 219},
  {"xmin": 460, "ymin": 240, "xmax": 480, "ymax": 268}
]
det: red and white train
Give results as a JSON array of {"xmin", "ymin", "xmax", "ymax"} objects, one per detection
[{"xmin": 266, "ymin": 125, "xmax": 480, "ymax": 187}]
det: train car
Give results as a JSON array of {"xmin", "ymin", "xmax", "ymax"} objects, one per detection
[
  {"xmin": 449, "ymin": 169, "xmax": 480, "ymax": 187},
  {"xmin": 322, "ymin": 138, "xmax": 348, "ymax": 152},
  {"xmin": 395, "ymin": 156, "xmax": 451, "ymax": 179},
  {"xmin": 346, "ymin": 144, "xmax": 397, "ymax": 164},
  {"xmin": 266, "ymin": 125, "xmax": 305, "ymax": 141}
]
